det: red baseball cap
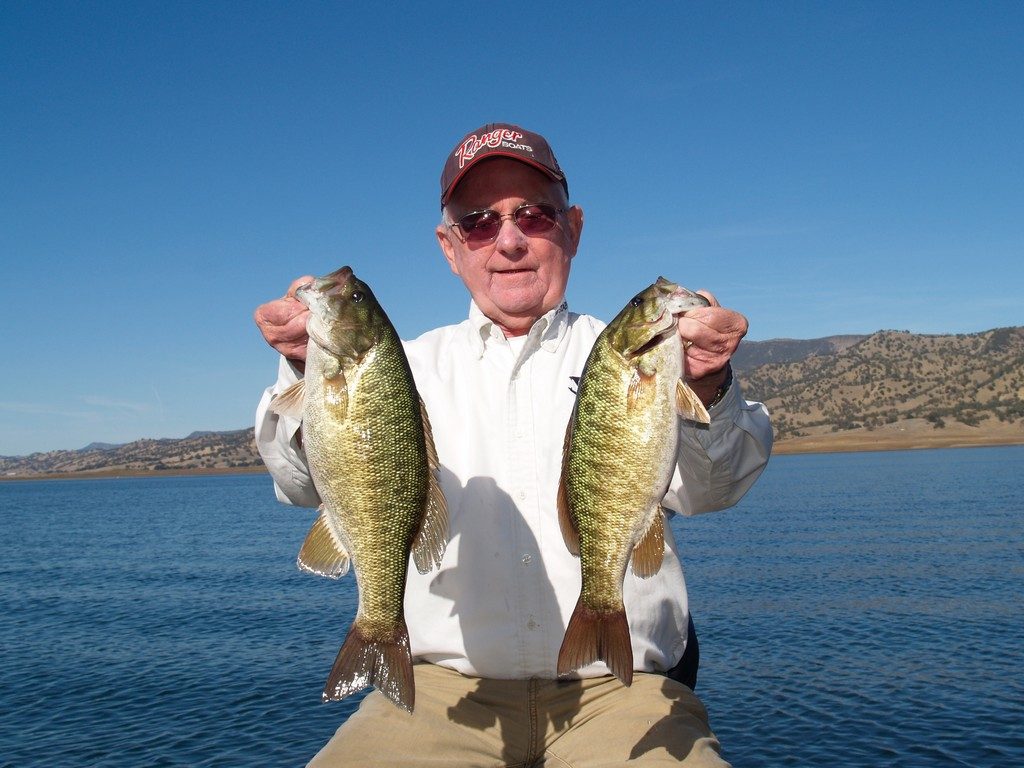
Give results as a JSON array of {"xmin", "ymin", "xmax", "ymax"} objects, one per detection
[{"xmin": 440, "ymin": 123, "xmax": 568, "ymax": 207}]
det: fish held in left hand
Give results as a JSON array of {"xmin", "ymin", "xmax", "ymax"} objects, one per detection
[
  {"xmin": 557, "ymin": 277, "xmax": 710, "ymax": 687},
  {"xmin": 269, "ymin": 265, "xmax": 448, "ymax": 713}
]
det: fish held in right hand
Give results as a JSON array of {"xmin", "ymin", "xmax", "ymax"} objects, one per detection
[{"xmin": 270, "ymin": 265, "xmax": 448, "ymax": 712}]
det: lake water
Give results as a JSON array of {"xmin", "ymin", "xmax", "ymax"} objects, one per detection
[{"xmin": 2, "ymin": 446, "xmax": 1022, "ymax": 767}]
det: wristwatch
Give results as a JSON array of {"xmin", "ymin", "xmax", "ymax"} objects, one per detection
[{"xmin": 706, "ymin": 363, "xmax": 733, "ymax": 410}]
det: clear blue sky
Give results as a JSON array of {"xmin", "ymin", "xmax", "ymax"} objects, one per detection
[{"xmin": 2, "ymin": 1, "xmax": 1021, "ymax": 456}]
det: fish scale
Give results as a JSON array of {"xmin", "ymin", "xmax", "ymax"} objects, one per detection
[
  {"xmin": 557, "ymin": 277, "xmax": 710, "ymax": 686},
  {"xmin": 270, "ymin": 265, "xmax": 447, "ymax": 713}
]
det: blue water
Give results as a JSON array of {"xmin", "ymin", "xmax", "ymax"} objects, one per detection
[{"xmin": 1, "ymin": 446, "xmax": 1022, "ymax": 767}]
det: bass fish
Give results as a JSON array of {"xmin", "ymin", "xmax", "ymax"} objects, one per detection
[
  {"xmin": 270, "ymin": 266, "xmax": 447, "ymax": 713},
  {"xmin": 557, "ymin": 277, "xmax": 710, "ymax": 686}
]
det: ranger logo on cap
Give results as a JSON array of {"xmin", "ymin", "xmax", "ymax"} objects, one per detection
[{"xmin": 440, "ymin": 122, "xmax": 568, "ymax": 207}]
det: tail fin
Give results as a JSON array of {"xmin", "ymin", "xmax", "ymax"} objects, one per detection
[
  {"xmin": 557, "ymin": 598, "xmax": 633, "ymax": 687},
  {"xmin": 322, "ymin": 621, "xmax": 415, "ymax": 713}
]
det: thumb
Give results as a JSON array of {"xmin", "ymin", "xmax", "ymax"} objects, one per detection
[{"xmin": 286, "ymin": 275, "xmax": 316, "ymax": 299}]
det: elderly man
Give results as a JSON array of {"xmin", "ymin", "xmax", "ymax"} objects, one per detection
[{"xmin": 254, "ymin": 123, "xmax": 772, "ymax": 767}]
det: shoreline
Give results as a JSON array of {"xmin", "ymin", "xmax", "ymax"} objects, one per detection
[
  {"xmin": 772, "ymin": 430, "xmax": 1024, "ymax": 456},
  {"xmin": 3, "ymin": 434, "xmax": 1022, "ymax": 481},
  {"xmin": 0, "ymin": 465, "xmax": 269, "ymax": 482}
]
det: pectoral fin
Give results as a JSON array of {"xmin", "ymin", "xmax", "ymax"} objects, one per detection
[
  {"xmin": 411, "ymin": 397, "xmax": 449, "ymax": 574},
  {"xmin": 323, "ymin": 369, "xmax": 348, "ymax": 418},
  {"xmin": 270, "ymin": 379, "xmax": 306, "ymax": 420},
  {"xmin": 627, "ymin": 370, "xmax": 656, "ymax": 411},
  {"xmin": 322, "ymin": 355, "xmax": 342, "ymax": 380},
  {"xmin": 297, "ymin": 504, "xmax": 350, "ymax": 578},
  {"xmin": 631, "ymin": 506, "xmax": 666, "ymax": 578},
  {"xmin": 676, "ymin": 379, "xmax": 710, "ymax": 424}
]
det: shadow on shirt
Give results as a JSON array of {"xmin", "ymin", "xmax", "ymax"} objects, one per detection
[{"xmin": 426, "ymin": 474, "xmax": 581, "ymax": 763}]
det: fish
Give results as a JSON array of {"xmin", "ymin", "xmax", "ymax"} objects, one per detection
[
  {"xmin": 269, "ymin": 266, "xmax": 447, "ymax": 713},
  {"xmin": 556, "ymin": 277, "xmax": 710, "ymax": 687}
]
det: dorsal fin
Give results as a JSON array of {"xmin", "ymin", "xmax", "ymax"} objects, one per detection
[
  {"xmin": 411, "ymin": 397, "xmax": 449, "ymax": 574},
  {"xmin": 557, "ymin": 413, "xmax": 580, "ymax": 556}
]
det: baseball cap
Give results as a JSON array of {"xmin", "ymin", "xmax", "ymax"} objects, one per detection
[{"xmin": 440, "ymin": 123, "xmax": 568, "ymax": 207}]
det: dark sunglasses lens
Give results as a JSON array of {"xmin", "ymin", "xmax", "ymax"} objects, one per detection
[
  {"xmin": 514, "ymin": 204, "xmax": 558, "ymax": 235},
  {"xmin": 459, "ymin": 210, "xmax": 501, "ymax": 242}
]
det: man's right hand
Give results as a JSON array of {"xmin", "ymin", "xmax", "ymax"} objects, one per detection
[{"xmin": 254, "ymin": 275, "xmax": 314, "ymax": 367}]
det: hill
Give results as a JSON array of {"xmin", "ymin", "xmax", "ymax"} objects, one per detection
[
  {"xmin": 0, "ymin": 429, "xmax": 263, "ymax": 478},
  {"xmin": 734, "ymin": 326, "xmax": 1024, "ymax": 453},
  {"xmin": 2, "ymin": 327, "xmax": 1022, "ymax": 477}
]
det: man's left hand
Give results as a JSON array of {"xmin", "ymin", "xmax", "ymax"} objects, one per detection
[{"xmin": 677, "ymin": 290, "xmax": 748, "ymax": 404}]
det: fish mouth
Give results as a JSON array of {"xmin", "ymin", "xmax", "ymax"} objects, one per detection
[
  {"xmin": 296, "ymin": 266, "xmax": 355, "ymax": 307},
  {"xmin": 294, "ymin": 281, "xmax": 315, "ymax": 308},
  {"xmin": 299, "ymin": 266, "xmax": 367, "ymax": 359},
  {"xmin": 622, "ymin": 308, "xmax": 675, "ymax": 358},
  {"xmin": 629, "ymin": 293, "xmax": 706, "ymax": 358},
  {"xmin": 631, "ymin": 321, "xmax": 678, "ymax": 358}
]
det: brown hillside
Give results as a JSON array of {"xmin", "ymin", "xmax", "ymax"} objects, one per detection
[{"xmin": 737, "ymin": 327, "xmax": 1024, "ymax": 448}]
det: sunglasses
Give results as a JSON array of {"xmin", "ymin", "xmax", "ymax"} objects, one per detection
[{"xmin": 450, "ymin": 202, "xmax": 566, "ymax": 244}]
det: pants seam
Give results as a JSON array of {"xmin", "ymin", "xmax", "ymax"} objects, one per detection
[
  {"xmin": 527, "ymin": 677, "xmax": 540, "ymax": 764},
  {"xmin": 543, "ymin": 747, "xmax": 574, "ymax": 768}
]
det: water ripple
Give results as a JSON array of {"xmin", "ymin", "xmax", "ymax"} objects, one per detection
[{"xmin": 2, "ymin": 448, "xmax": 1023, "ymax": 766}]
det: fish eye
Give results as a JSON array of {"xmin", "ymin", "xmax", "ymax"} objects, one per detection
[
  {"xmin": 630, "ymin": 296, "xmax": 643, "ymax": 308},
  {"xmin": 351, "ymin": 290, "xmax": 364, "ymax": 303}
]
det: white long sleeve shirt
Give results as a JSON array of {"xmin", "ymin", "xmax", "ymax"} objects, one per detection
[{"xmin": 255, "ymin": 299, "xmax": 773, "ymax": 679}]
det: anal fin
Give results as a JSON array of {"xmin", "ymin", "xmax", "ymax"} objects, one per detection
[{"xmin": 631, "ymin": 506, "xmax": 666, "ymax": 578}]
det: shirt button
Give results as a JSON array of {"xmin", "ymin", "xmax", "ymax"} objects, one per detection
[
  {"xmin": 521, "ymin": 554, "xmax": 532, "ymax": 565},
  {"xmin": 527, "ymin": 618, "xmax": 538, "ymax": 630},
  {"xmin": 518, "ymin": 490, "xmax": 527, "ymax": 501}
]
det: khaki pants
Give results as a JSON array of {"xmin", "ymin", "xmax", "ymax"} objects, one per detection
[{"xmin": 308, "ymin": 664, "xmax": 730, "ymax": 767}]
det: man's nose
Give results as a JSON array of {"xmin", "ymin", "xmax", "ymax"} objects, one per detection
[{"xmin": 493, "ymin": 216, "xmax": 528, "ymax": 254}]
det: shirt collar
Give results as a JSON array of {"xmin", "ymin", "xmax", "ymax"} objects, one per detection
[{"xmin": 465, "ymin": 299, "xmax": 570, "ymax": 358}]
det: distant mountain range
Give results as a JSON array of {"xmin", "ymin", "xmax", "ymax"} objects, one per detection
[
  {"xmin": 730, "ymin": 334, "xmax": 868, "ymax": 369},
  {"xmin": 1, "ymin": 429, "xmax": 262, "ymax": 477},
  {"xmin": 2, "ymin": 327, "xmax": 1021, "ymax": 477},
  {"xmin": 735, "ymin": 326, "xmax": 1024, "ymax": 451}
]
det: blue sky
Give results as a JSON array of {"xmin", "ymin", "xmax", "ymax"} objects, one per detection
[{"xmin": 2, "ymin": 1, "xmax": 1021, "ymax": 455}]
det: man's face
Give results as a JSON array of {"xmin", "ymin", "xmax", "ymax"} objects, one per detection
[{"xmin": 436, "ymin": 158, "xmax": 584, "ymax": 336}]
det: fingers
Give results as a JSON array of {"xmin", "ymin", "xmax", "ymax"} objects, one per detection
[
  {"xmin": 254, "ymin": 302, "xmax": 310, "ymax": 360},
  {"xmin": 677, "ymin": 303, "xmax": 748, "ymax": 382},
  {"xmin": 286, "ymin": 275, "xmax": 315, "ymax": 299},
  {"xmin": 695, "ymin": 289, "xmax": 720, "ymax": 307},
  {"xmin": 254, "ymin": 276, "xmax": 314, "ymax": 361}
]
